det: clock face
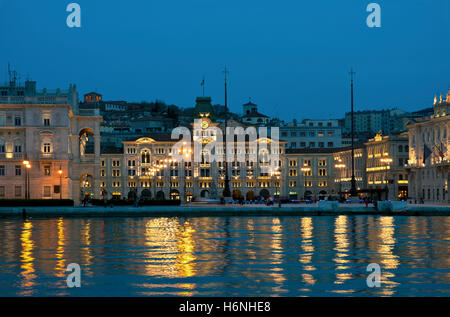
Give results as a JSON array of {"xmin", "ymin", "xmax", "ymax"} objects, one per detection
[{"xmin": 202, "ymin": 120, "xmax": 209, "ymax": 129}]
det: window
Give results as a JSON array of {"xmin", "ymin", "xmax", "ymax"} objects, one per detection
[
  {"xmin": 318, "ymin": 131, "xmax": 324, "ymax": 137},
  {"xmin": 290, "ymin": 142, "xmax": 296, "ymax": 148},
  {"xmin": 43, "ymin": 186, "xmax": 51, "ymax": 198},
  {"xmin": 319, "ymin": 181, "xmax": 327, "ymax": 187},
  {"xmin": 0, "ymin": 141, "xmax": 4, "ymax": 152},
  {"xmin": 127, "ymin": 160, "xmax": 135, "ymax": 167},
  {"xmin": 15, "ymin": 185, "xmax": 21, "ymax": 197},
  {"xmin": 128, "ymin": 169, "xmax": 136, "ymax": 176},
  {"xmin": 54, "ymin": 185, "xmax": 61, "ymax": 194},
  {"xmin": 0, "ymin": 165, "xmax": 4, "ymax": 176},
  {"xmin": 43, "ymin": 118, "xmax": 51, "ymax": 126},
  {"xmin": 14, "ymin": 144, "xmax": 22, "ymax": 153},
  {"xmin": 289, "ymin": 169, "xmax": 298, "ymax": 177},
  {"xmin": 309, "ymin": 142, "xmax": 315, "ymax": 147},
  {"xmin": 319, "ymin": 168, "xmax": 327, "ymax": 176},
  {"xmin": 318, "ymin": 160, "xmax": 327, "ymax": 166},
  {"xmin": 112, "ymin": 160, "xmax": 120, "ymax": 167},
  {"xmin": 0, "ymin": 186, "xmax": 5, "ymax": 197},
  {"xmin": 327, "ymin": 142, "xmax": 333, "ymax": 147},
  {"xmin": 101, "ymin": 160, "xmax": 105, "ymax": 167},
  {"xmin": 43, "ymin": 142, "xmax": 51, "ymax": 153},
  {"xmin": 112, "ymin": 169, "xmax": 121, "ymax": 177},
  {"xmin": 44, "ymin": 165, "xmax": 51, "ymax": 176},
  {"xmin": 15, "ymin": 165, "xmax": 21, "ymax": 176},
  {"xmin": 14, "ymin": 116, "xmax": 21, "ymax": 126},
  {"xmin": 100, "ymin": 170, "xmax": 106, "ymax": 177},
  {"xmin": 319, "ymin": 142, "xmax": 324, "ymax": 148}
]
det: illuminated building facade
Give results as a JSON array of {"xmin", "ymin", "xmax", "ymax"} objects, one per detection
[
  {"xmin": 332, "ymin": 145, "xmax": 366, "ymax": 198},
  {"xmin": 0, "ymin": 79, "xmax": 102, "ymax": 202},
  {"xmin": 406, "ymin": 90, "xmax": 450, "ymax": 203},
  {"xmin": 284, "ymin": 149, "xmax": 336, "ymax": 200},
  {"xmin": 365, "ymin": 132, "xmax": 409, "ymax": 200}
]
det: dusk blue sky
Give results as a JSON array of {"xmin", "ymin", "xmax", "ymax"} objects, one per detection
[{"xmin": 1, "ymin": 0, "xmax": 449, "ymax": 121}]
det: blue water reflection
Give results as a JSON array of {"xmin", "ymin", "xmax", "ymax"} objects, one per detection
[{"xmin": 0, "ymin": 216, "xmax": 449, "ymax": 296}]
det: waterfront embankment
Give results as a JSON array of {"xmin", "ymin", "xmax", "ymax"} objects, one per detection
[{"xmin": 0, "ymin": 203, "xmax": 449, "ymax": 218}]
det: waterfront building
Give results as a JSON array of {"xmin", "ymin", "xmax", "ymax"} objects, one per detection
[
  {"xmin": 406, "ymin": 90, "xmax": 450, "ymax": 204},
  {"xmin": 0, "ymin": 78, "xmax": 101, "ymax": 202},
  {"xmin": 284, "ymin": 148, "xmax": 336, "ymax": 200},
  {"xmin": 332, "ymin": 144, "xmax": 366, "ymax": 198},
  {"xmin": 364, "ymin": 132, "xmax": 409, "ymax": 200},
  {"xmin": 280, "ymin": 119, "xmax": 342, "ymax": 150},
  {"xmin": 99, "ymin": 97, "xmax": 286, "ymax": 201}
]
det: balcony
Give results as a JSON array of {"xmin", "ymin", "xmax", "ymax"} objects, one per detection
[{"xmin": 0, "ymin": 153, "xmax": 24, "ymax": 160}]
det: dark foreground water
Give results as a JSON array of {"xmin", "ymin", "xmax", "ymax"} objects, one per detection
[{"xmin": 0, "ymin": 216, "xmax": 449, "ymax": 296}]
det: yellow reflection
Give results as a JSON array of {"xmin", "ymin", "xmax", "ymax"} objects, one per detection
[
  {"xmin": 175, "ymin": 221, "xmax": 197, "ymax": 278},
  {"xmin": 20, "ymin": 221, "xmax": 36, "ymax": 295},
  {"xmin": 81, "ymin": 220, "xmax": 93, "ymax": 276},
  {"xmin": 142, "ymin": 218, "xmax": 198, "ymax": 289},
  {"xmin": 267, "ymin": 218, "xmax": 286, "ymax": 288},
  {"xmin": 377, "ymin": 217, "xmax": 400, "ymax": 295},
  {"xmin": 55, "ymin": 218, "xmax": 66, "ymax": 277},
  {"xmin": 333, "ymin": 215, "xmax": 352, "ymax": 284},
  {"xmin": 299, "ymin": 217, "xmax": 316, "ymax": 286}
]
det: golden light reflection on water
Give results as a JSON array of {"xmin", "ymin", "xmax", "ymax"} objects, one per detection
[
  {"xmin": 267, "ymin": 218, "xmax": 286, "ymax": 292},
  {"xmin": 19, "ymin": 221, "xmax": 36, "ymax": 295},
  {"xmin": 175, "ymin": 221, "xmax": 196, "ymax": 278},
  {"xmin": 376, "ymin": 217, "xmax": 400, "ymax": 296},
  {"xmin": 333, "ymin": 215, "xmax": 352, "ymax": 285},
  {"xmin": 54, "ymin": 218, "xmax": 66, "ymax": 278},
  {"xmin": 2, "ymin": 216, "xmax": 449, "ymax": 297},
  {"xmin": 142, "ymin": 218, "xmax": 197, "ymax": 282},
  {"xmin": 81, "ymin": 220, "xmax": 93, "ymax": 276},
  {"xmin": 299, "ymin": 217, "xmax": 316, "ymax": 286}
]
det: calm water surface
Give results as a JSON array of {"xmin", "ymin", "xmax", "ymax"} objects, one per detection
[{"xmin": 0, "ymin": 216, "xmax": 449, "ymax": 296}]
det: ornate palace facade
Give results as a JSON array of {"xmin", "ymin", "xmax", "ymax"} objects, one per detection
[{"xmin": 406, "ymin": 90, "xmax": 450, "ymax": 203}]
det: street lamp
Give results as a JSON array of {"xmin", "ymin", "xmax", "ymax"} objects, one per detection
[
  {"xmin": 334, "ymin": 160, "xmax": 346, "ymax": 199},
  {"xmin": 380, "ymin": 157, "xmax": 392, "ymax": 200},
  {"xmin": 301, "ymin": 165, "xmax": 312, "ymax": 200},
  {"xmin": 58, "ymin": 167, "xmax": 63, "ymax": 199},
  {"xmin": 22, "ymin": 160, "xmax": 31, "ymax": 199}
]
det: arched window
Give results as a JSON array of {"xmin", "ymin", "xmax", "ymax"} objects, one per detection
[
  {"xmin": 398, "ymin": 145, "xmax": 403, "ymax": 152},
  {"xmin": 141, "ymin": 150, "xmax": 150, "ymax": 163}
]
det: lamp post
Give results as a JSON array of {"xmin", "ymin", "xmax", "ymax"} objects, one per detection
[
  {"xmin": 178, "ymin": 142, "xmax": 191, "ymax": 204},
  {"xmin": 380, "ymin": 157, "xmax": 392, "ymax": 200},
  {"xmin": 301, "ymin": 165, "xmax": 312, "ymax": 200},
  {"xmin": 349, "ymin": 69, "xmax": 357, "ymax": 197},
  {"xmin": 22, "ymin": 159, "xmax": 31, "ymax": 199},
  {"xmin": 334, "ymin": 161, "xmax": 346, "ymax": 200},
  {"xmin": 222, "ymin": 66, "xmax": 231, "ymax": 200},
  {"xmin": 58, "ymin": 167, "xmax": 63, "ymax": 199}
]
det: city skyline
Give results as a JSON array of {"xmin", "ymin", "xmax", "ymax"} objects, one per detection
[{"xmin": 1, "ymin": 1, "xmax": 449, "ymax": 121}]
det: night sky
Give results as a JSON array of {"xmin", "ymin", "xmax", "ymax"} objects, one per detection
[{"xmin": 0, "ymin": 0, "xmax": 449, "ymax": 120}]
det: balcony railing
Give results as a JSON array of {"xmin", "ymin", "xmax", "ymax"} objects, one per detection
[{"xmin": 0, "ymin": 153, "xmax": 24, "ymax": 160}]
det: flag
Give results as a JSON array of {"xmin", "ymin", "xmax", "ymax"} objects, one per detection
[
  {"xmin": 440, "ymin": 142, "xmax": 446, "ymax": 159},
  {"xmin": 201, "ymin": 78, "xmax": 205, "ymax": 86},
  {"xmin": 423, "ymin": 144, "xmax": 432, "ymax": 164}
]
